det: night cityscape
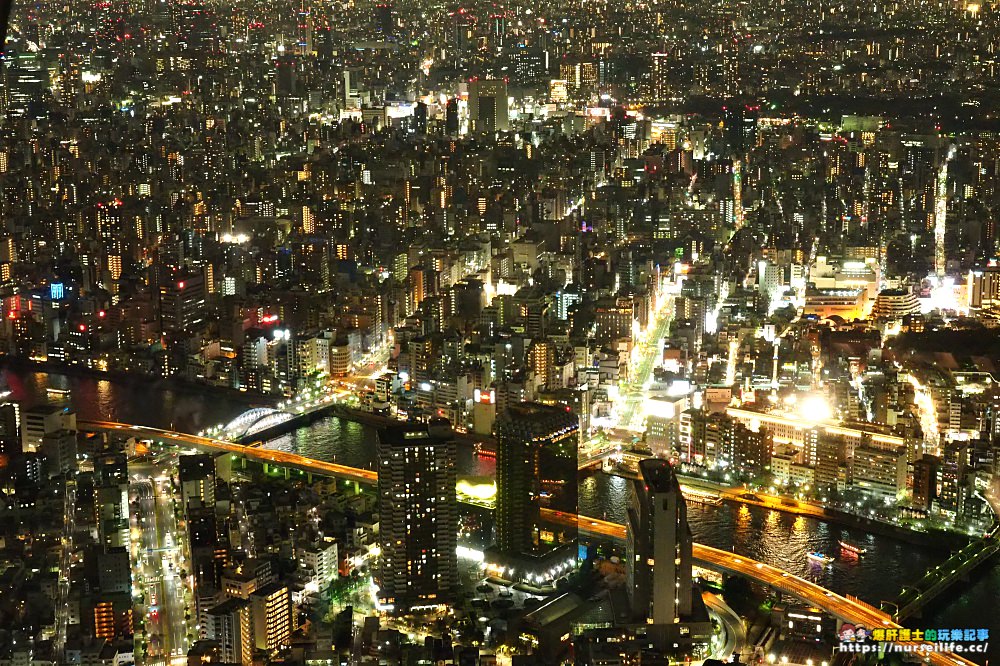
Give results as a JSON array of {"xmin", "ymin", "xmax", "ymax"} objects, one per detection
[{"xmin": 0, "ymin": 0, "xmax": 999, "ymax": 662}]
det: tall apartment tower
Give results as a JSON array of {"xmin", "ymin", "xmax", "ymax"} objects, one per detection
[
  {"xmin": 626, "ymin": 458, "xmax": 693, "ymax": 625},
  {"xmin": 376, "ymin": 418, "xmax": 457, "ymax": 611}
]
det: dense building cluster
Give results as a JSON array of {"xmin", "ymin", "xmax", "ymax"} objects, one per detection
[{"xmin": 2, "ymin": 0, "xmax": 1000, "ymax": 662}]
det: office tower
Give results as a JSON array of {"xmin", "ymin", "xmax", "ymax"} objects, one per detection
[
  {"xmin": 206, "ymin": 598, "xmax": 252, "ymax": 666},
  {"xmin": 374, "ymin": 3, "xmax": 393, "ymax": 36},
  {"xmin": 451, "ymin": 8, "xmax": 471, "ymax": 56},
  {"xmin": 343, "ymin": 68, "xmax": 361, "ymax": 107},
  {"xmin": 593, "ymin": 297, "xmax": 633, "ymax": 343},
  {"xmin": 408, "ymin": 265, "xmax": 426, "ymax": 313},
  {"xmin": 627, "ymin": 458, "xmax": 692, "ymax": 624},
  {"xmin": 493, "ymin": 403, "xmax": 578, "ymax": 578},
  {"xmin": 275, "ymin": 56, "xmax": 297, "ymax": 95},
  {"xmin": 180, "ymin": 453, "xmax": 216, "ymax": 509},
  {"xmin": 490, "ymin": 12, "xmax": 506, "ymax": 46},
  {"xmin": 512, "ymin": 47, "xmax": 548, "ymax": 82},
  {"xmin": 249, "ymin": 582, "xmax": 293, "ymax": 653},
  {"xmin": 159, "ymin": 272, "xmax": 206, "ymax": 332},
  {"xmin": 376, "ymin": 418, "xmax": 457, "ymax": 611},
  {"xmin": 724, "ymin": 105, "xmax": 758, "ymax": 156},
  {"xmin": 468, "ymin": 79, "xmax": 509, "ymax": 133},
  {"xmin": 549, "ymin": 79, "xmax": 569, "ymax": 103}
]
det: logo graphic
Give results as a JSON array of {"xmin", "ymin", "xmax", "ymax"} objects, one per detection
[{"xmin": 839, "ymin": 624, "xmax": 870, "ymax": 643}]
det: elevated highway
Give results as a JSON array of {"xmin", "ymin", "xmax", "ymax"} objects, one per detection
[{"xmin": 80, "ymin": 420, "xmax": 376, "ymax": 484}]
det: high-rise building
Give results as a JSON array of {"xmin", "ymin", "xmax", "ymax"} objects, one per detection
[
  {"xmin": 593, "ymin": 297, "xmax": 633, "ymax": 344},
  {"xmin": 967, "ymin": 262, "xmax": 1000, "ymax": 311},
  {"xmin": 730, "ymin": 421, "xmax": 771, "ymax": 478},
  {"xmin": 451, "ymin": 8, "xmax": 471, "ymax": 56},
  {"xmin": 97, "ymin": 547, "xmax": 132, "ymax": 595},
  {"xmin": 407, "ymin": 265, "xmax": 429, "ymax": 314},
  {"xmin": 814, "ymin": 431, "xmax": 846, "ymax": 491},
  {"xmin": 468, "ymin": 79, "xmax": 509, "ymax": 133},
  {"xmin": 95, "ymin": 452, "xmax": 128, "ymax": 487},
  {"xmin": 651, "ymin": 52, "xmax": 669, "ymax": 101},
  {"xmin": 513, "ymin": 286, "xmax": 548, "ymax": 339},
  {"xmin": 374, "ymin": 3, "xmax": 393, "ymax": 36},
  {"xmin": 851, "ymin": 445, "xmax": 908, "ymax": 500},
  {"xmin": 0, "ymin": 399, "xmax": 20, "ymax": 459},
  {"xmin": 445, "ymin": 98, "xmax": 459, "ymax": 135},
  {"xmin": 376, "ymin": 418, "xmax": 457, "ymax": 611},
  {"xmin": 493, "ymin": 403, "xmax": 578, "ymax": 580},
  {"xmin": 626, "ymin": 459, "xmax": 692, "ymax": 624},
  {"xmin": 623, "ymin": 459, "xmax": 712, "ymax": 654}
]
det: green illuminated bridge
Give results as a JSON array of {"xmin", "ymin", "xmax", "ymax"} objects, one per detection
[{"xmin": 80, "ymin": 419, "xmax": 979, "ymax": 666}]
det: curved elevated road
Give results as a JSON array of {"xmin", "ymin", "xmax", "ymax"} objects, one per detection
[
  {"xmin": 84, "ymin": 420, "xmax": 977, "ymax": 666},
  {"xmin": 82, "ymin": 419, "xmax": 377, "ymax": 484}
]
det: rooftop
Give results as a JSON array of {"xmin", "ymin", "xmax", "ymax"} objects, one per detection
[{"xmin": 638, "ymin": 458, "xmax": 679, "ymax": 493}]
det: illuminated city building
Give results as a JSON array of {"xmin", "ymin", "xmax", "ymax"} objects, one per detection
[
  {"xmin": 376, "ymin": 419, "xmax": 457, "ymax": 610},
  {"xmin": 491, "ymin": 403, "xmax": 579, "ymax": 581},
  {"xmin": 206, "ymin": 598, "xmax": 253, "ymax": 666},
  {"xmin": 249, "ymin": 582, "xmax": 294, "ymax": 653},
  {"xmin": 468, "ymin": 79, "xmax": 509, "ymax": 133}
]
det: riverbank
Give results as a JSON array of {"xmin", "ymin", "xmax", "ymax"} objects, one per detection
[
  {"xmin": 249, "ymin": 401, "xmax": 497, "ymax": 447},
  {"xmin": 0, "ymin": 356, "xmax": 279, "ymax": 406},
  {"xmin": 676, "ymin": 474, "xmax": 971, "ymax": 550}
]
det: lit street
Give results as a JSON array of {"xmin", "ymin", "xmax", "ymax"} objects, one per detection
[
  {"xmin": 616, "ymin": 295, "xmax": 675, "ymax": 432},
  {"xmin": 130, "ymin": 458, "xmax": 194, "ymax": 663}
]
